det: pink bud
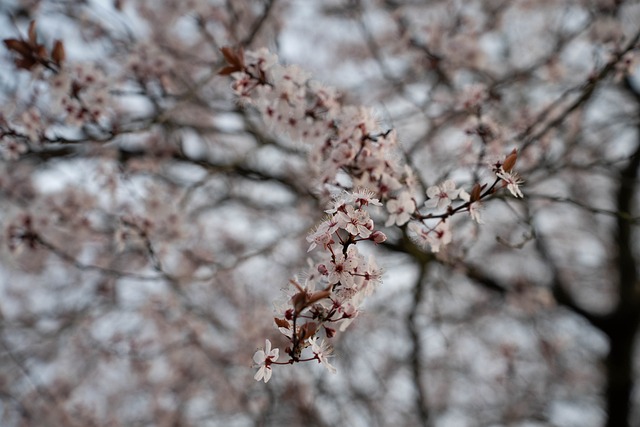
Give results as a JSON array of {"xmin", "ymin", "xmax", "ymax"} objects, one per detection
[
  {"xmin": 324, "ymin": 326, "xmax": 336, "ymax": 338},
  {"xmin": 370, "ymin": 231, "xmax": 387, "ymax": 244}
]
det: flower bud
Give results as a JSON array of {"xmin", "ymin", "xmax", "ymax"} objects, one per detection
[
  {"xmin": 285, "ymin": 308, "xmax": 294, "ymax": 320},
  {"xmin": 370, "ymin": 230, "xmax": 387, "ymax": 244},
  {"xmin": 317, "ymin": 263, "xmax": 329, "ymax": 275},
  {"xmin": 324, "ymin": 326, "xmax": 336, "ymax": 338}
]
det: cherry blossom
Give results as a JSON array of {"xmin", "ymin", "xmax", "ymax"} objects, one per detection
[
  {"xmin": 385, "ymin": 191, "xmax": 415, "ymax": 227},
  {"xmin": 327, "ymin": 250, "xmax": 359, "ymax": 286},
  {"xmin": 408, "ymin": 220, "xmax": 453, "ymax": 253},
  {"xmin": 496, "ymin": 169, "xmax": 524, "ymax": 198},
  {"xmin": 4, "ymin": 2, "xmax": 634, "ymax": 426},
  {"xmin": 424, "ymin": 179, "xmax": 461, "ymax": 210},
  {"xmin": 336, "ymin": 205, "xmax": 373, "ymax": 238},
  {"xmin": 309, "ymin": 337, "xmax": 337, "ymax": 374},
  {"xmin": 428, "ymin": 221, "xmax": 452, "ymax": 253},
  {"xmin": 306, "ymin": 218, "xmax": 339, "ymax": 252},
  {"xmin": 459, "ymin": 188, "xmax": 484, "ymax": 224},
  {"xmin": 253, "ymin": 339, "xmax": 280, "ymax": 383},
  {"xmin": 352, "ymin": 188, "xmax": 383, "ymax": 207}
]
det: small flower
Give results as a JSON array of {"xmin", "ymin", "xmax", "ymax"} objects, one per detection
[
  {"xmin": 352, "ymin": 188, "xmax": 382, "ymax": 207},
  {"xmin": 325, "ymin": 191, "xmax": 355, "ymax": 214},
  {"xmin": 306, "ymin": 218, "xmax": 338, "ymax": 252},
  {"xmin": 408, "ymin": 221, "xmax": 452, "ymax": 253},
  {"xmin": 385, "ymin": 191, "xmax": 415, "ymax": 227},
  {"xmin": 427, "ymin": 221, "xmax": 452, "ymax": 252},
  {"xmin": 1, "ymin": 139, "xmax": 27, "ymax": 160},
  {"xmin": 468, "ymin": 202, "xmax": 483, "ymax": 224},
  {"xmin": 253, "ymin": 339, "xmax": 279, "ymax": 383},
  {"xmin": 459, "ymin": 188, "xmax": 484, "ymax": 224},
  {"xmin": 359, "ymin": 256, "xmax": 384, "ymax": 295},
  {"xmin": 336, "ymin": 302, "xmax": 359, "ymax": 331},
  {"xmin": 424, "ymin": 180, "xmax": 460, "ymax": 210},
  {"xmin": 309, "ymin": 337, "xmax": 337, "ymax": 374},
  {"xmin": 370, "ymin": 230, "xmax": 387, "ymax": 244},
  {"xmin": 336, "ymin": 205, "xmax": 373, "ymax": 238},
  {"xmin": 496, "ymin": 169, "xmax": 524, "ymax": 198},
  {"xmin": 327, "ymin": 250, "xmax": 359, "ymax": 286},
  {"xmin": 379, "ymin": 173, "xmax": 403, "ymax": 196}
]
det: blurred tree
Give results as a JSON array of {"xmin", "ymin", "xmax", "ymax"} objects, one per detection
[{"xmin": 0, "ymin": 1, "xmax": 639, "ymax": 426}]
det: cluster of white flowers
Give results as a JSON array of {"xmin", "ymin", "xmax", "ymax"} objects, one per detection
[
  {"xmin": 230, "ymin": 49, "xmax": 524, "ymax": 382},
  {"xmin": 6, "ymin": 61, "xmax": 113, "ymax": 154},
  {"xmin": 405, "ymin": 179, "xmax": 463, "ymax": 253},
  {"xmin": 49, "ymin": 63, "xmax": 112, "ymax": 127},
  {"xmin": 408, "ymin": 154, "xmax": 525, "ymax": 253},
  {"xmin": 252, "ymin": 190, "xmax": 385, "ymax": 381},
  {"xmin": 232, "ymin": 48, "xmax": 414, "ymax": 209}
]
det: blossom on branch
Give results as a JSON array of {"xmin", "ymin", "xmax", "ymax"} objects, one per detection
[
  {"xmin": 385, "ymin": 191, "xmax": 415, "ymax": 227},
  {"xmin": 309, "ymin": 337, "xmax": 337, "ymax": 374},
  {"xmin": 327, "ymin": 248, "xmax": 359, "ymax": 286},
  {"xmin": 424, "ymin": 179, "xmax": 461, "ymax": 210},
  {"xmin": 459, "ymin": 188, "xmax": 484, "ymax": 224},
  {"xmin": 493, "ymin": 149, "xmax": 524, "ymax": 198},
  {"xmin": 496, "ymin": 169, "xmax": 524, "ymax": 198},
  {"xmin": 408, "ymin": 220, "xmax": 452, "ymax": 253},
  {"xmin": 306, "ymin": 218, "xmax": 339, "ymax": 252},
  {"xmin": 336, "ymin": 204, "xmax": 374, "ymax": 238},
  {"xmin": 222, "ymin": 47, "xmax": 525, "ymax": 381},
  {"xmin": 253, "ymin": 339, "xmax": 279, "ymax": 383}
]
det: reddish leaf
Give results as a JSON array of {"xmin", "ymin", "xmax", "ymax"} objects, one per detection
[
  {"xmin": 502, "ymin": 149, "xmax": 518, "ymax": 173},
  {"xmin": 51, "ymin": 40, "xmax": 65, "ymax": 65},
  {"xmin": 274, "ymin": 317, "xmax": 290, "ymax": 329},
  {"xmin": 28, "ymin": 21, "xmax": 37, "ymax": 45},
  {"xmin": 15, "ymin": 57, "xmax": 37, "ymax": 71},
  {"xmin": 220, "ymin": 46, "xmax": 244, "ymax": 68},
  {"xmin": 220, "ymin": 46, "xmax": 239, "ymax": 67},
  {"xmin": 3, "ymin": 39, "xmax": 32, "ymax": 56},
  {"xmin": 218, "ymin": 65, "xmax": 240, "ymax": 76}
]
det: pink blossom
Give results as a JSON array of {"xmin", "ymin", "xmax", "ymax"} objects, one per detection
[
  {"xmin": 427, "ymin": 221, "xmax": 452, "ymax": 253},
  {"xmin": 336, "ymin": 205, "xmax": 373, "ymax": 238},
  {"xmin": 306, "ymin": 219, "xmax": 339, "ymax": 252},
  {"xmin": 385, "ymin": 191, "xmax": 415, "ymax": 227},
  {"xmin": 424, "ymin": 180, "xmax": 460, "ymax": 210},
  {"xmin": 408, "ymin": 221, "xmax": 452, "ymax": 253},
  {"xmin": 327, "ymin": 250, "xmax": 359, "ymax": 286}
]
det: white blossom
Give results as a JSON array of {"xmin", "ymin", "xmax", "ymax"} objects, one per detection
[
  {"xmin": 385, "ymin": 191, "xmax": 415, "ymax": 227},
  {"xmin": 309, "ymin": 337, "xmax": 337, "ymax": 374},
  {"xmin": 424, "ymin": 180, "xmax": 460, "ymax": 210},
  {"xmin": 497, "ymin": 170, "xmax": 524, "ymax": 198},
  {"xmin": 253, "ymin": 339, "xmax": 279, "ymax": 383}
]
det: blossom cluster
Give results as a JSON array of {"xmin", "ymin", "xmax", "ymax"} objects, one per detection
[
  {"xmin": 223, "ymin": 47, "xmax": 414, "ymax": 205},
  {"xmin": 222, "ymin": 48, "xmax": 524, "ymax": 382},
  {"xmin": 408, "ymin": 149, "xmax": 524, "ymax": 253},
  {"xmin": 253, "ymin": 190, "xmax": 385, "ymax": 381},
  {"xmin": 1, "ymin": 21, "xmax": 114, "ymax": 159}
]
